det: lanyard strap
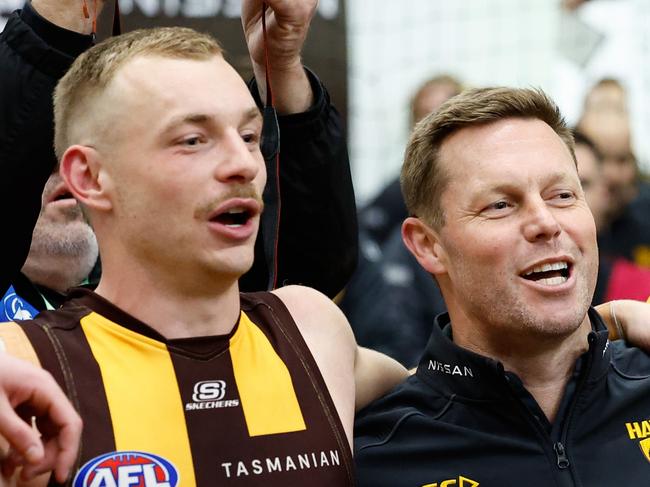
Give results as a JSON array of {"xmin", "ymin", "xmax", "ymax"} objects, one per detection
[{"xmin": 259, "ymin": 2, "xmax": 281, "ymax": 290}]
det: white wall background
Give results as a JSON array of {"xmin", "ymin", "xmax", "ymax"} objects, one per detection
[
  {"xmin": 347, "ymin": 0, "xmax": 650, "ymax": 204},
  {"xmin": 2, "ymin": 0, "xmax": 649, "ymax": 205}
]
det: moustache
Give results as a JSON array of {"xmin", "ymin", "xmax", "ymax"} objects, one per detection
[{"xmin": 195, "ymin": 186, "xmax": 264, "ymax": 219}]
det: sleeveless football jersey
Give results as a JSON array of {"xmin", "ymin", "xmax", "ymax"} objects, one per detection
[{"xmin": 12, "ymin": 288, "xmax": 354, "ymax": 486}]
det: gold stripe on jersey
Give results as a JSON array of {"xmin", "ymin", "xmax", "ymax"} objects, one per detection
[
  {"xmin": 0, "ymin": 321, "xmax": 41, "ymax": 366},
  {"xmin": 230, "ymin": 312, "xmax": 306, "ymax": 437},
  {"xmin": 81, "ymin": 312, "xmax": 196, "ymax": 486}
]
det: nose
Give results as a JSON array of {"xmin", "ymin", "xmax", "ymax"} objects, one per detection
[
  {"xmin": 213, "ymin": 129, "xmax": 262, "ymax": 184},
  {"xmin": 522, "ymin": 197, "xmax": 562, "ymax": 243}
]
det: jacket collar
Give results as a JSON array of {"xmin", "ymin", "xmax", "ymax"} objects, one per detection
[{"xmin": 415, "ymin": 308, "xmax": 611, "ymax": 399}]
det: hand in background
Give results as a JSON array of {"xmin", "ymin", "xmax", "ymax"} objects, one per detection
[
  {"xmin": 0, "ymin": 354, "xmax": 81, "ymax": 485},
  {"xmin": 241, "ymin": 0, "xmax": 318, "ymax": 114}
]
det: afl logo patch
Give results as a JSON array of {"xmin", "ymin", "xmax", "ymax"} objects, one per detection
[{"xmin": 73, "ymin": 451, "xmax": 179, "ymax": 487}]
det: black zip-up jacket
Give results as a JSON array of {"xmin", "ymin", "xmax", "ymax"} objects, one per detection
[
  {"xmin": 0, "ymin": 4, "xmax": 357, "ymax": 298},
  {"xmin": 355, "ymin": 309, "xmax": 650, "ymax": 486}
]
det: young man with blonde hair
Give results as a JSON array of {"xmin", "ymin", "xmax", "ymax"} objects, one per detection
[
  {"xmin": 355, "ymin": 87, "xmax": 650, "ymax": 486},
  {"xmin": 0, "ymin": 6, "xmax": 406, "ymax": 487}
]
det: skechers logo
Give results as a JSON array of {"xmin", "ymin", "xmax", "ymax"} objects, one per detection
[
  {"xmin": 625, "ymin": 420, "xmax": 650, "ymax": 463},
  {"xmin": 428, "ymin": 360, "xmax": 474, "ymax": 378},
  {"xmin": 73, "ymin": 451, "xmax": 179, "ymax": 487},
  {"xmin": 192, "ymin": 380, "xmax": 227, "ymax": 401},
  {"xmin": 422, "ymin": 475, "xmax": 479, "ymax": 487},
  {"xmin": 186, "ymin": 380, "xmax": 239, "ymax": 411}
]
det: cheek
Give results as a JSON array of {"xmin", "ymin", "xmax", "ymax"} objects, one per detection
[
  {"xmin": 563, "ymin": 209, "xmax": 598, "ymax": 248},
  {"xmin": 444, "ymin": 227, "xmax": 514, "ymax": 278}
]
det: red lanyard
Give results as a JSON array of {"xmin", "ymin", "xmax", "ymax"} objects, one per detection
[{"xmin": 81, "ymin": 0, "xmax": 121, "ymax": 36}]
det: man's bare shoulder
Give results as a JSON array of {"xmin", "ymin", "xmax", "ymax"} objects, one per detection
[
  {"xmin": 271, "ymin": 285, "xmax": 357, "ymax": 444},
  {"xmin": 271, "ymin": 285, "xmax": 355, "ymax": 345}
]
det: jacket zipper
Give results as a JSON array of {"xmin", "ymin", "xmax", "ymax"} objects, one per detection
[
  {"xmin": 554, "ymin": 334, "xmax": 597, "ymax": 472},
  {"xmin": 554, "ymin": 442, "xmax": 570, "ymax": 469},
  {"xmin": 501, "ymin": 333, "xmax": 599, "ymax": 484}
]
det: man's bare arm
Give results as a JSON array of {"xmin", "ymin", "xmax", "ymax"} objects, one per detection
[
  {"xmin": 274, "ymin": 285, "xmax": 408, "ymax": 449},
  {"xmin": 354, "ymin": 347, "xmax": 408, "ymax": 412},
  {"xmin": 596, "ymin": 299, "xmax": 650, "ymax": 350}
]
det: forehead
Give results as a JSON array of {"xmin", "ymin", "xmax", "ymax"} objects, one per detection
[
  {"xmin": 439, "ymin": 118, "xmax": 577, "ymax": 192},
  {"xmin": 105, "ymin": 55, "xmax": 257, "ymax": 125}
]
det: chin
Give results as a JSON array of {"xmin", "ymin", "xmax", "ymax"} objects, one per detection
[
  {"xmin": 209, "ymin": 252, "xmax": 255, "ymax": 280},
  {"xmin": 525, "ymin": 305, "xmax": 589, "ymax": 337}
]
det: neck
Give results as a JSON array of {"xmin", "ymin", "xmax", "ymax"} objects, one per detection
[
  {"xmin": 95, "ymin": 257, "xmax": 242, "ymax": 340},
  {"xmin": 452, "ymin": 314, "xmax": 592, "ymax": 423}
]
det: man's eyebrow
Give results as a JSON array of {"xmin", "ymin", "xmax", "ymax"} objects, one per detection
[
  {"xmin": 161, "ymin": 107, "xmax": 263, "ymax": 134},
  {"xmin": 472, "ymin": 171, "xmax": 577, "ymax": 196},
  {"xmin": 243, "ymin": 107, "xmax": 263, "ymax": 124}
]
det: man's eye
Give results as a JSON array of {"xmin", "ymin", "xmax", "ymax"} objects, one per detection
[
  {"xmin": 490, "ymin": 201, "xmax": 510, "ymax": 210},
  {"xmin": 555, "ymin": 191, "xmax": 575, "ymax": 200},
  {"xmin": 183, "ymin": 136, "xmax": 202, "ymax": 146},
  {"xmin": 242, "ymin": 133, "xmax": 260, "ymax": 145},
  {"xmin": 481, "ymin": 200, "xmax": 514, "ymax": 218}
]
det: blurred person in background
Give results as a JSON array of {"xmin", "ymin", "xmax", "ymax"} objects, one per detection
[
  {"xmin": 1, "ymin": 171, "xmax": 98, "ymax": 321},
  {"xmin": 359, "ymin": 75, "xmax": 463, "ymax": 247},
  {"xmin": 574, "ymin": 130, "xmax": 650, "ymax": 303},
  {"xmin": 577, "ymin": 79, "xmax": 650, "ymax": 268},
  {"xmin": 340, "ymin": 76, "xmax": 461, "ymax": 366}
]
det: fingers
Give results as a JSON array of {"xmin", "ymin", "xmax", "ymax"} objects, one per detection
[
  {"xmin": 0, "ymin": 395, "xmax": 44, "ymax": 469},
  {"xmin": 0, "ymin": 355, "xmax": 81, "ymax": 483},
  {"xmin": 22, "ymin": 379, "xmax": 82, "ymax": 483},
  {"xmin": 51, "ymin": 414, "xmax": 82, "ymax": 483},
  {"xmin": 241, "ymin": 0, "xmax": 264, "ymax": 24}
]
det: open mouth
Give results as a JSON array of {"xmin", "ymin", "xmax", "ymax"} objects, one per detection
[
  {"xmin": 210, "ymin": 207, "xmax": 253, "ymax": 228},
  {"xmin": 521, "ymin": 261, "xmax": 571, "ymax": 286}
]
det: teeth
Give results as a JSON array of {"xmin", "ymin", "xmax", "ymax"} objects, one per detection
[
  {"xmin": 524, "ymin": 261, "xmax": 568, "ymax": 276},
  {"xmin": 225, "ymin": 208, "xmax": 245, "ymax": 215},
  {"xmin": 225, "ymin": 223, "xmax": 243, "ymax": 228},
  {"xmin": 537, "ymin": 276, "xmax": 568, "ymax": 286}
]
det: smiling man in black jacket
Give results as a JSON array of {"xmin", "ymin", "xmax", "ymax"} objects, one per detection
[{"xmin": 355, "ymin": 87, "xmax": 650, "ymax": 486}]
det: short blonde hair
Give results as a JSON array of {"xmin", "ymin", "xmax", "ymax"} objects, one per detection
[
  {"xmin": 401, "ymin": 87, "xmax": 575, "ymax": 229},
  {"xmin": 53, "ymin": 27, "xmax": 223, "ymax": 158}
]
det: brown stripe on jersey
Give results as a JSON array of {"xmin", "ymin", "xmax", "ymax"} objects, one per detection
[
  {"xmin": 236, "ymin": 292, "xmax": 355, "ymax": 486},
  {"xmin": 167, "ymin": 345, "xmax": 247, "ymax": 485},
  {"xmin": 19, "ymin": 301, "xmax": 117, "ymax": 469}
]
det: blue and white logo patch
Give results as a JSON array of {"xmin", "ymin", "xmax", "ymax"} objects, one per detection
[
  {"xmin": 1, "ymin": 286, "xmax": 38, "ymax": 321},
  {"xmin": 73, "ymin": 451, "xmax": 179, "ymax": 487}
]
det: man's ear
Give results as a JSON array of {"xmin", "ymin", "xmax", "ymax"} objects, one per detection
[
  {"xmin": 59, "ymin": 145, "xmax": 112, "ymax": 212},
  {"xmin": 401, "ymin": 217, "xmax": 448, "ymax": 275}
]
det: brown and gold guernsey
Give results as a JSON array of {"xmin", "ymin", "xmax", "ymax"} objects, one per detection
[{"xmin": 9, "ymin": 288, "xmax": 355, "ymax": 486}]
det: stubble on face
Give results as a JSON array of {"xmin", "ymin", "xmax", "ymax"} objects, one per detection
[{"xmin": 434, "ymin": 118, "xmax": 599, "ymax": 345}]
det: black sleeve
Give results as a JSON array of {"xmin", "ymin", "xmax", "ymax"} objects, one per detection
[
  {"xmin": 240, "ymin": 69, "xmax": 358, "ymax": 297},
  {"xmin": 0, "ymin": 4, "xmax": 93, "ymax": 292}
]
